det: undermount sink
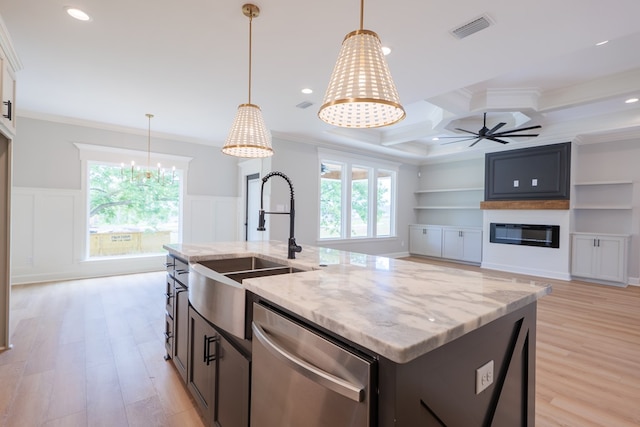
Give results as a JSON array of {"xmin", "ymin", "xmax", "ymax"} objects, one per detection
[
  {"xmin": 198, "ymin": 256, "xmax": 304, "ymax": 283},
  {"xmin": 189, "ymin": 256, "xmax": 306, "ymax": 339}
]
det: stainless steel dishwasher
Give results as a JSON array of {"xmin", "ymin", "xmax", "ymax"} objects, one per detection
[{"xmin": 251, "ymin": 303, "xmax": 374, "ymax": 427}]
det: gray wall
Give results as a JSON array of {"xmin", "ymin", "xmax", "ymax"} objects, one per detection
[
  {"xmin": 267, "ymin": 138, "xmax": 419, "ymax": 256},
  {"xmin": 13, "ymin": 117, "xmax": 238, "ymax": 196}
]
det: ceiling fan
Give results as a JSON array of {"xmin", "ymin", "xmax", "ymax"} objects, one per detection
[{"xmin": 439, "ymin": 112, "xmax": 541, "ymax": 147}]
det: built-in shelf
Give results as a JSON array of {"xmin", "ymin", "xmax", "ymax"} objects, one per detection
[
  {"xmin": 573, "ymin": 205, "xmax": 632, "ymax": 210},
  {"xmin": 414, "ymin": 186, "xmax": 484, "ymax": 227},
  {"xmin": 414, "ymin": 187, "xmax": 483, "ymax": 194},
  {"xmin": 415, "ymin": 206, "xmax": 479, "ymax": 210},
  {"xmin": 573, "ymin": 180, "xmax": 633, "ymax": 186}
]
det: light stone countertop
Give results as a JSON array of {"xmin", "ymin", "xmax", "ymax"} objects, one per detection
[{"xmin": 164, "ymin": 240, "xmax": 551, "ymax": 364}]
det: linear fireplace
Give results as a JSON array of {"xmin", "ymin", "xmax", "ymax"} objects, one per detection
[{"xmin": 490, "ymin": 223, "xmax": 560, "ymax": 248}]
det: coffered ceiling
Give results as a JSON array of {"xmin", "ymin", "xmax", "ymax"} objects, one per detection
[{"xmin": 1, "ymin": 0, "xmax": 639, "ymax": 163}]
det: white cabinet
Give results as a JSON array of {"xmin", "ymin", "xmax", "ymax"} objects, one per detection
[
  {"xmin": 410, "ymin": 225, "xmax": 482, "ymax": 264},
  {"xmin": 442, "ymin": 228, "xmax": 482, "ymax": 264},
  {"xmin": 409, "ymin": 225, "xmax": 442, "ymax": 257},
  {"xmin": 571, "ymin": 233, "xmax": 628, "ymax": 285}
]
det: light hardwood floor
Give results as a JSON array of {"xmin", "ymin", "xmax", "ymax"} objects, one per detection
[
  {"xmin": 1, "ymin": 263, "xmax": 639, "ymax": 426},
  {"xmin": 0, "ymin": 272, "xmax": 205, "ymax": 427}
]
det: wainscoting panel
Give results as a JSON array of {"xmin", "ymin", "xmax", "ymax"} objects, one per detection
[{"xmin": 11, "ymin": 188, "xmax": 240, "ymax": 285}]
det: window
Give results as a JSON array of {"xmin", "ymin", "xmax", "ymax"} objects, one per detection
[
  {"xmin": 319, "ymin": 151, "xmax": 397, "ymax": 240},
  {"xmin": 88, "ymin": 162, "xmax": 181, "ymax": 257}
]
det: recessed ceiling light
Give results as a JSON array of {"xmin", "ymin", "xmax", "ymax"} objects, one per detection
[
  {"xmin": 65, "ymin": 7, "xmax": 92, "ymax": 21},
  {"xmin": 301, "ymin": 88, "xmax": 313, "ymax": 94},
  {"xmin": 595, "ymin": 40, "xmax": 609, "ymax": 46},
  {"xmin": 431, "ymin": 137, "xmax": 440, "ymax": 141},
  {"xmin": 381, "ymin": 46, "xmax": 391, "ymax": 56},
  {"xmin": 625, "ymin": 97, "xmax": 639, "ymax": 104}
]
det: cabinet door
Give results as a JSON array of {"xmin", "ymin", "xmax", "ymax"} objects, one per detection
[
  {"xmin": 409, "ymin": 226, "xmax": 428, "ymax": 255},
  {"xmin": 0, "ymin": 60, "xmax": 15, "ymax": 133},
  {"xmin": 442, "ymin": 229, "xmax": 464, "ymax": 260},
  {"xmin": 461, "ymin": 230, "xmax": 482, "ymax": 263},
  {"xmin": 571, "ymin": 235, "xmax": 597, "ymax": 277},
  {"xmin": 424, "ymin": 227, "xmax": 442, "ymax": 257},
  {"xmin": 410, "ymin": 226, "xmax": 442, "ymax": 257},
  {"xmin": 596, "ymin": 237, "xmax": 626, "ymax": 283},
  {"xmin": 188, "ymin": 307, "xmax": 217, "ymax": 425},
  {"xmin": 216, "ymin": 334, "xmax": 250, "ymax": 427},
  {"xmin": 173, "ymin": 284, "xmax": 189, "ymax": 382}
]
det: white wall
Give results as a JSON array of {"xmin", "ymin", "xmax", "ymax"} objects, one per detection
[{"xmin": 10, "ymin": 117, "xmax": 240, "ymax": 284}]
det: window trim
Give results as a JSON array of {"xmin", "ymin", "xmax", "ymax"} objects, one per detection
[
  {"xmin": 75, "ymin": 142, "xmax": 192, "ymax": 260},
  {"xmin": 318, "ymin": 149, "xmax": 399, "ymax": 241}
]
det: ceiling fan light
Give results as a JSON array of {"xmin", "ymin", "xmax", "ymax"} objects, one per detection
[
  {"xmin": 222, "ymin": 103, "xmax": 273, "ymax": 158},
  {"xmin": 319, "ymin": 29, "xmax": 405, "ymax": 128}
]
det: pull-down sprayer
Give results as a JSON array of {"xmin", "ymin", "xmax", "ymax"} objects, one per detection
[{"xmin": 257, "ymin": 171, "xmax": 302, "ymax": 259}]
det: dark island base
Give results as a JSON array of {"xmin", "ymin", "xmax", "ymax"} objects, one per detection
[{"xmin": 378, "ymin": 302, "xmax": 536, "ymax": 427}]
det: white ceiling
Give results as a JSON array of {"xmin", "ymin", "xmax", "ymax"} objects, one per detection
[{"xmin": 2, "ymin": 0, "xmax": 640, "ymax": 163}]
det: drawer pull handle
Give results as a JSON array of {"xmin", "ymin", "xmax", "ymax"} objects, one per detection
[{"xmin": 3, "ymin": 100, "xmax": 11, "ymax": 120}]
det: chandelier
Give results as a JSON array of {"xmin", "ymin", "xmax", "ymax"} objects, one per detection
[{"xmin": 122, "ymin": 113, "xmax": 176, "ymax": 184}]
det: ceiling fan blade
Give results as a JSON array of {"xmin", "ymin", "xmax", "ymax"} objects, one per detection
[
  {"xmin": 487, "ymin": 122, "xmax": 507, "ymax": 135},
  {"xmin": 453, "ymin": 128, "xmax": 480, "ymax": 136},
  {"xmin": 494, "ymin": 134, "xmax": 540, "ymax": 138},
  {"xmin": 468, "ymin": 137, "xmax": 484, "ymax": 147},
  {"xmin": 440, "ymin": 136, "xmax": 481, "ymax": 145},
  {"xmin": 495, "ymin": 125, "xmax": 542, "ymax": 135},
  {"xmin": 486, "ymin": 136, "xmax": 510, "ymax": 144}
]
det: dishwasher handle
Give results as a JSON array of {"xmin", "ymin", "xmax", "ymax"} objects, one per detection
[{"xmin": 252, "ymin": 322, "xmax": 365, "ymax": 403}]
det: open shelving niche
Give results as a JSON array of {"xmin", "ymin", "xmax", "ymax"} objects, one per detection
[
  {"xmin": 414, "ymin": 187, "xmax": 484, "ymax": 228},
  {"xmin": 572, "ymin": 180, "xmax": 634, "ymax": 235}
]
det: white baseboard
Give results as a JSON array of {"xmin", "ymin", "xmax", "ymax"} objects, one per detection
[{"xmin": 481, "ymin": 262, "xmax": 572, "ymax": 281}]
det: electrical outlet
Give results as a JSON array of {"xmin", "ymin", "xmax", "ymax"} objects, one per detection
[
  {"xmin": 475, "ymin": 360, "xmax": 494, "ymax": 394},
  {"xmin": 513, "ymin": 180, "xmax": 519, "ymax": 187},
  {"xmin": 532, "ymin": 178, "xmax": 538, "ymax": 187}
]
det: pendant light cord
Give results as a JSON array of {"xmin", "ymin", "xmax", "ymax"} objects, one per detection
[
  {"xmin": 146, "ymin": 113, "xmax": 153, "ymax": 170},
  {"xmin": 359, "ymin": 0, "xmax": 364, "ymax": 30},
  {"xmin": 248, "ymin": 13, "xmax": 253, "ymax": 104}
]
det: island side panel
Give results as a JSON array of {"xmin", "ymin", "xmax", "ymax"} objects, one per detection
[{"xmin": 381, "ymin": 302, "xmax": 536, "ymax": 427}]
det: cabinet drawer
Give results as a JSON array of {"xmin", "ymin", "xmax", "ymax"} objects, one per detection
[
  {"xmin": 174, "ymin": 257, "xmax": 189, "ymax": 286},
  {"xmin": 165, "ymin": 255, "xmax": 175, "ymax": 273},
  {"xmin": 165, "ymin": 275, "xmax": 174, "ymax": 314},
  {"xmin": 165, "ymin": 312, "xmax": 174, "ymax": 356}
]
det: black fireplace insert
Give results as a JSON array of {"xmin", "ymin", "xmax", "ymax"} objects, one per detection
[{"xmin": 490, "ymin": 223, "xmax": 560, "ymax": 248}]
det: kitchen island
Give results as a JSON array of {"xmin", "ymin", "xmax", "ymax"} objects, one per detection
[{"xmin": 164, "ymin": 240, "xmax": 551, "ymax": 426}]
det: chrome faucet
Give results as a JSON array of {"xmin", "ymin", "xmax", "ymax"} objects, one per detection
[{"xmin": 257, "ymin": 171, "xmax": 302, "ymax": 259}]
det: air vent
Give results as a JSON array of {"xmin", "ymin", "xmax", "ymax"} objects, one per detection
[
  {"xmin": 451, "ymin": 15, "xmax": 492, "ymax": 39},
  {"xmin": 296, "ymin": 101, "xmax": 314, "ymax": 109}
]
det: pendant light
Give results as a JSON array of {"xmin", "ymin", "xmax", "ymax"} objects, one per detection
[
  {"xmin": 318, "ymin": 0, "xmax": 405, "ymax": 128},
  {"xmin": 222, "ymin": 3, "xmax": 274, "ymax": 158}
]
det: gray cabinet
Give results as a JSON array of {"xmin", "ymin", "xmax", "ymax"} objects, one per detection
[
  {"xmin": 409, "ymin": 225, "xmax": 442, "ymax": 257},
  {"xmin": 188, "ymin": 305, "xmax": 250, "ymax": 427},
  {"xmin": 188, "ymin": 306, "xmax": 217, "ymax": 425},
  {"xmin": 571, "ymin": 233, "xmax": 628, "ymax": 284},
  {"xmin": 165, "ymin": 255, "xmax": 189, "ymax": 382}
]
